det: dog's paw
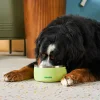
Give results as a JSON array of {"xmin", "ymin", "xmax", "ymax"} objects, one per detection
[
  {"xmin": 61, "ymin": 77, "xmax": 74, "ymax": 86},
  {"xmin": 4, "ymin": 70, "xmax": 23, "ymax": 82},
  {"xmin": 61, "ymin": 74, "xmax": 78, "ymax": 86}
]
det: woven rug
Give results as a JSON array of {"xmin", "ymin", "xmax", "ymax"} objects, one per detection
[{"xmin": 0, "ymin": 54, "xmax": 100, "ymax": 100}]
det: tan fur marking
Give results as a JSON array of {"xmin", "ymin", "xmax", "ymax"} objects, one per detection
[
  {"xmin": 65, "ymin": 68, "xmax": 96, "ymax": 83},
  {"xmin": 38, "ymin": 58, "xmax": 41, "ymax": 65},
  {"xmin": 4, "ymin": 66, "xmax": 33, "ymax": 82}
]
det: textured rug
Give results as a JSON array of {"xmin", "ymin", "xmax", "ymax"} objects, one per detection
[{"xmin": 0, "ymin": 53, "xmax": 100, "ymax": 100}]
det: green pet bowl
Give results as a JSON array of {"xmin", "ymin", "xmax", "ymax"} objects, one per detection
[{"xmin": 34, "ymin": 66, "xmax": 67, "ymax": 82}]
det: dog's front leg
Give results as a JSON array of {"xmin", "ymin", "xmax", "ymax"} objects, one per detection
[
  {"xmin": 61, "ymin": 68, "xmax": 96, "ymax": 86},
  {"xmin": 4, "ymin": 62, "xmax": 37, "ymax": 82}
]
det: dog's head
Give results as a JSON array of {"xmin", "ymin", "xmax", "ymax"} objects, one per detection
[{"xmin": 35, "ymin": 18, "xmax": 85, "ymax": 68}]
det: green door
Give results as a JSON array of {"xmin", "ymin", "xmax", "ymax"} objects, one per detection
[{"xmin": 0, "ymin": 0, "xmax": 25, "ymax": 39}]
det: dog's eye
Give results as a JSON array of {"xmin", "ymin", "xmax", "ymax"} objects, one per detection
[{"xmin": 50, "ymin": 55, "xmax": 55, "ymax": 60}]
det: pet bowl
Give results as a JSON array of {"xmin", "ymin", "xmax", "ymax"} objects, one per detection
[{"xmin": 34, "ymin": 66, "xmax": 67, "ymax": 82}]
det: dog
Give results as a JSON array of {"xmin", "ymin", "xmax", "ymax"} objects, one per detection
[{"xmin": 4, "ymin": 15, "xmax": 100, "ymax": 86}]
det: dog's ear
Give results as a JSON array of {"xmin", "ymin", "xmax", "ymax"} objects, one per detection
[
  {"xmin": 35, "ymin": 38, "xmax": 39, "ymax": 60},
  {"xmin": 35, "ymin": 28, "xmax": 47, "ymax": 60},
  {"xmin": 35, "ymin": 36, "xmax": 43, "ymax": 60}
]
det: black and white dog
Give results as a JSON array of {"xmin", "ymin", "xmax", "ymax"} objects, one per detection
[{"xmin": 4, "ymin": 15, "xmax": 100, "ymax": 86}]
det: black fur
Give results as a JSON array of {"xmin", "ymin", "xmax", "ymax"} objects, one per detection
[{"xmin": 35, "ymin": 15, "xmax": 100, "ymax": 80}]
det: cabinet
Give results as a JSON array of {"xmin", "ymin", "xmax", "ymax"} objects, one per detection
[
  {"xmin": 0, "ymin": 0, "xmax": 26, "ymax": 55},
  {"xmin": 24, "ymin": 0, "xmax": 66, "ymax": 58}
]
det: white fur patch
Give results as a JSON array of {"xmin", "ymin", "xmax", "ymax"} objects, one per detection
[
  {"xmin": 39, "ymin": 44, "xmax": 55, "ymax": 68},
  {"xmin": 61, "ymin": 78, "xmax": 68, "ymax": 86},
  {"xmin": 47, "ymin": 44, "xmax": 56, "ymax": 55},
  {"xmin": 61, "ymin": 78, "xmax": 74, "ymax": 86},
  {"xmin": 39, "ymin": 58, "xmax": 52, "ymax": 68},
  {"xmin": 4, "ymin": 76, "xmax": 9, "ymax": 82}
]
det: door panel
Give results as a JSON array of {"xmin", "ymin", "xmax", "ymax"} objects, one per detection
[{"xmin": 0, "ymin": 0, "xmax": 25, "ymax": 38}]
